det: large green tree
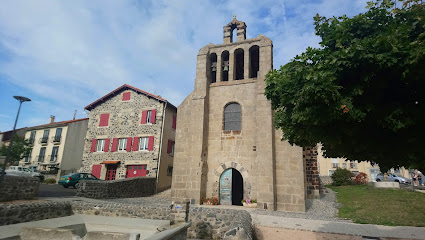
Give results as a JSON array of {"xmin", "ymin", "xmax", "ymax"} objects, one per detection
[
  {"xmin": 265, "ymin": 0, "xmax": 425, "ymax": 172},
  {"xmin": 0, "ymin": 136, "xmax": 32, "ymax": 166}
]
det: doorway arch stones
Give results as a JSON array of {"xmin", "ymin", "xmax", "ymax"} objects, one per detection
[{"xmin": 212, "ymin": 161, "xmax": 251, "ymax": 198}]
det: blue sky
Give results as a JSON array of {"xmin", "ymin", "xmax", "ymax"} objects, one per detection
[{"xmin": 0, "ymin": 0, "xmax": 368, "ymax": 131}]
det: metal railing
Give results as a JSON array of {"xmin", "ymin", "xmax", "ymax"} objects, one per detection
[
  {"xmin": 39, "ymin": 137, "xmax": 48, "ymax": 144},
  {"xmin": 52, "ymin": 135, "xmax": 61, "ymax": 143},
  {"xmin": 48, "ymin": 154, "xmax": 58, "ymax": 162}
]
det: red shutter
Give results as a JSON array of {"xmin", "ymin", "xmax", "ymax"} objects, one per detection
[
  {"xmin": 122, "ymin": 92, "xmax": 131, "ymax": 101},
  {"xmin": 167, "ymin": 139, "xmax": 172, "ymax": 154},
  {"xmin": 126, "ymin": 137, "xmax": 132, "ymax": 152},
  {"xmin": 91, "ymin": 165, "xmax": 102, "ymax": 179},
  {"xmin": 151, "ymin": 110, "xmax": 156, "ymax": 124},
  {"xmin": 90, "ymin": 139, "xmax": 97, "ymax": 152},
  {"xmin": 141, "ymin": 111, "xmax": 147, "ymax": 124},
  {"xmin": 111, "ymin": 138, "xmax": 118, "ymax": 152},
  {"xmin": 132, "ymin": 137, "xmax": 139, "ymax": 151},
  {"xmin": 148, "ymin": 136, "xmax": 154, "ymax": 151},
  {"xmin": 172, "ymin": 115, "xmax": 177, "ymax": 129},
  {"xmin": 99, "ymin": 113, "xmax": 110, "ymax": 127},
  {"xmin": 104, "ymin": 138, "xmax": 110, "ymax": 152}
]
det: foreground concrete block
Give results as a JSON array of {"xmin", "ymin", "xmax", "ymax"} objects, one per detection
[
  {"xmin": 83, "ymin": 231, "xmax": 140, "ymax": 240},
  {"xmin": 20, "ymin": 227, "xmax": 79, "ymax": 240},
  {"xmin": 374, "ymin": 182, "xmax": 400, "ymax": 189}
]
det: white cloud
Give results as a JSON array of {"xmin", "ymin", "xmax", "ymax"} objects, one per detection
[{"xmin": 0, "ymin": 0, "xmax": 369, "ymax": 130}]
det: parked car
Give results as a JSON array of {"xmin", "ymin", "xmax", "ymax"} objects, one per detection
[
  {"xmin": 376, "ymin": 173, "xmax": 411, "ymax": 184},
  {"xmin": 58, "ymin": 173, "xmax": 100, "ymax": 188},
  {"xmin": 5, "ymin": 166, "xmax": 44, "ymax": 181}
]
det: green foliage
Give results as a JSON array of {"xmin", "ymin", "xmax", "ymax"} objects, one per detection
[
  {"xmin": 0, "ymin": 136, "xmax": 32, "ymax": 166},
  {"xmin": 331, "ymin": 168, "xmax": 354, "ymax": 186},
  {"xmin": 43, "ymin": 178, "xmax": 56, "ymax": 184},
  {"xmin": 265, "ymin": 0, "xmax": 425, "ymax": 173}
]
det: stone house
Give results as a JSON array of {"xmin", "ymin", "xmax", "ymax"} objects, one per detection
[
  {"xmin": 80, "ymin": 84, "xmax": 177, "ymax": 192},
  {"xmin": 19, "ymin": 117, "xmax": 88, "ymax": 180},
  {"xmin": 171, "ymin": 17, "xmax": 320, "ymax": 212}
]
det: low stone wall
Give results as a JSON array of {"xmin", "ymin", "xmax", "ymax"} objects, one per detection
[
  {"xmin": 187, "ymin": 207, "xmax": 253, "ymax": 239},
  {"xmin": 71, "ymin": 201, "xmax": 171, "ymax": 220},
  {"xmin": 0, "ymin": 175, "xmax": 40, "ymax": 202},
  {"xmin": 76, "ymin": 177, "xmax": 156, "ymax": 199},
  {"xmin": 0, "ymin": 201, "xmax": 72, "ymax": 226}
]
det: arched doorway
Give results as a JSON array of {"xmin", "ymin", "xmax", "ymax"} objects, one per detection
[{"xmin": 219, "ymin": 168, "xmax": 243, "ymax": 206}]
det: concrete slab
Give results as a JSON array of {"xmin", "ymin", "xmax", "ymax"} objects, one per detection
[
  {"xmin": 252, "ymin": 214, "xmax": 425, "ymax": 240},
  {"xmin": 0, "ymin": 215, "xmax": 170, "ymax": 240},
  {"xmin": 374, "ymin": 182, "xmax": 400, "ymax": 189}
]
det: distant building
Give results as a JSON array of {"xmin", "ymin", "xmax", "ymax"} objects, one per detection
[
  {"xmin": 0, "ymin": 127, "xmax": 27, "ymax": 165},
  {"xmin": 317, "ymin": 145, "xmax": 411, "ymax": 181},
  {"xmin": 80, "ymin": 84, "xmax": 177, "ymax": 192},
  {"xmin": 20, "ymin": 117, "xmax": 88, "ymax": 180}
]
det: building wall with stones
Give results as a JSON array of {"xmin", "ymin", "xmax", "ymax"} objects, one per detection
[
  {"xmin": 76, "ymin": 177, "xmax": 156, "ymax": 199},
  {"xmin": 0, "ymin": 176, "xmax": 39, "ymax": 202},
  {"xmin": 171, "ymin": 17, "xmax": 310, "ymax": 212},
  {"xmin": 80, "ymin": 85, "xmax": 176, "ymax": 191}
]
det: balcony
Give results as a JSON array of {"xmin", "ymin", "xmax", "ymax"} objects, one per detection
[
  {"xmin": 52, "ymin": 135, "xmax": 61, "ymax": 144},
  {"xmin": 39, "ymin": 137, "xmax": 49, "ymax": 145},
  {"xmin": 37, "ymin": 155, "xmax": 45, "ymax": 162}
]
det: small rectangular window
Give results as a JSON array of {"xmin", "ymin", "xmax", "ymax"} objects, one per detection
[
  {"xmin": 129, "ymin": 166, "xmax": 133, "ymax": 170},
  {"xmin": 122, "ymin": 92, "xmax": 131, "ymax": 101},
  {"xmin": 118, "ymin": 138, "xmax": 127, "ymax": 151},
  {"xmin": 167, "ymin": 166, "xmax": 173, "ymax": 176},
  {"xmin": 99, "ymin": 113, "xmax": 110, "ymax": 127},
  {"xmin": 139, "ymin": 137, "xmax": 149, "ymax": 151},
  {"xmin": 96, "ymin": 139, "xmax": 105, "ymax": 152}
]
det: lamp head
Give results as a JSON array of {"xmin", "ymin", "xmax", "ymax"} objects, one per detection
[{"xmin": 13, "ymin": 96, "xmax": 31, "ymax": 102}]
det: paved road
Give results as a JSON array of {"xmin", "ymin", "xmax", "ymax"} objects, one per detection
[{"xmin": 38, "ymin": 184, "xmax": 77, "ymax": 198}]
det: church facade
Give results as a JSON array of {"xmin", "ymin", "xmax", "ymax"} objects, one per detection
[{"xmin": 171, "ymin": 17, "xmax": 320, "ymax": 212}]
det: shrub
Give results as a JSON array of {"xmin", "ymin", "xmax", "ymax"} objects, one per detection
[
  {"xmin": 241, "ymin": 198, "xmax": 257, "ymax": 204},
  {"xmin": 331, "ymin": 168, "xmax": 354, "ymax": 186},
  {"xmin": 43, "ymin": 178, "xmax": 56, "ymax": 184},
  {"xmin": 354, "ymin": 172, "xmax": 368, "ymax": 185},
  {"xmin": 201, "ymin": 197, "xmax": 219, "ymax": 205}
]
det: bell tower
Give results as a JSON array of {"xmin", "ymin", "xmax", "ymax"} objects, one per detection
[{"xmin": 223, "ymin": 15, "xmax": 247, "ymax": 44}]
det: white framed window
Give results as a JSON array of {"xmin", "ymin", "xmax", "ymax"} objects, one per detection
[
  {"xmin": 118, "ymin": 138, "xmax": 127, "ymax": 151},
  {"xmin": 146, "ymin": 110, "xmax": 152, "ymax": 124},
  {"xmin": 139, "ymin": 137, "xmax": 149, "ymax": 151},
  {"xmin": 329, "ymin": 170, "xmax": 335, "ymax": 176},
  {"xmin": 96, "ymin": 139, "xmax": 105, "ymax": 152},
  {"xmin": 331, "ymin": 158, "xmax": 339, "ymax": 168}
]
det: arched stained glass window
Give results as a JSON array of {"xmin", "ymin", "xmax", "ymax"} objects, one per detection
[{"xmin": 224, "ymin": 103, "xmax": 241, "ymax": 131}]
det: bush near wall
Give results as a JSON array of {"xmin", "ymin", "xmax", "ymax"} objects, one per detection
[{"xmin": 331, "ymin": 168, "xmax": 354, "ymax": 186}]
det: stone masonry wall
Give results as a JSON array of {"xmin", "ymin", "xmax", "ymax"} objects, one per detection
[
  {"xmin": 76, "ymin": 177, "xmax": 156, "ymax": 199},
  {"xmin": 304, "ymin": 146, "xmax": 324, "ymax": 199},
  {"xmin": 0, "ymin": 201, "xmax": 72, "ymax": 226},
  {"xmin": 81, "ymin": 88, "xmax": 170, "ymax": 181},
  {"xmin": 0, "ymin": 176, "xmax": 39, "ymax": 202}
]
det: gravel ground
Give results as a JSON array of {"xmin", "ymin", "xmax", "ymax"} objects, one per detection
[{"xmin": 252, "ymin": 188, "xmax": 351, "ymax": 222}]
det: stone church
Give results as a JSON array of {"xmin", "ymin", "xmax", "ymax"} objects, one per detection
[{"xmin": 171, "ymin": 17, "xmax": 320, "ymax": 212}]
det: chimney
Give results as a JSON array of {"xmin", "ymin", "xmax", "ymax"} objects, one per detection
[{"xmin": 50, "ymin": 115, "xmax": 55, "ymax": 124}]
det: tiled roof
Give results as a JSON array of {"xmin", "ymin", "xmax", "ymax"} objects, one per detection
[
  {"xmin": 27, "ymin": 118, "xmax": 89, "ymax": 130},
  {"xmin": 84, "ymin": 84, "xmax": 175, "ymax": 111}
]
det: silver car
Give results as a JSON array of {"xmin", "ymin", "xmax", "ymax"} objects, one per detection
[{"xmin": 376, "ymin": 173, "xmax": 411, "ymax": 184}]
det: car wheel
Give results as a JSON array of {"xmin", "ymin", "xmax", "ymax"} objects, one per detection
[
  {"xmin": 395, "ymin": 180, "xmax": 399, "ymax": 183},
  {"xmin": 63, "ymin": 185, "xmax": 69, "ymax": 188},
  {"xmin": 74, "ymin": 182, "xmax": 79, "ymax": 189},
  {"xmin": 376, "ymin": 179, "xmax": 381, "ymax": 182}
]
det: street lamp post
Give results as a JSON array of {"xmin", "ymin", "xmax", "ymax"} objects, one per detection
[{"xmin": 0, "ymin": 96, "xmax": 31, "ymax": 187}]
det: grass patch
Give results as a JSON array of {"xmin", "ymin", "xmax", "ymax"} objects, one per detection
[{"xmin": 329, "ymin": 185, "xmax": 425, "ymax": 227}]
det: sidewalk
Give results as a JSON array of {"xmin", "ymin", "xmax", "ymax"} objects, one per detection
[{"xmin": 251, "ymin": 214, "xmax": 425, "ymax": 240}]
